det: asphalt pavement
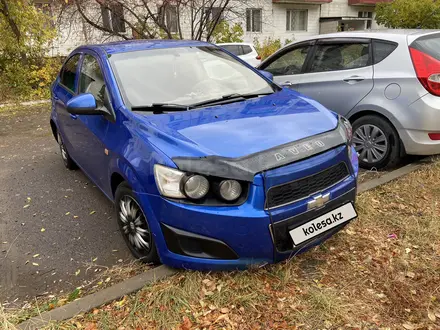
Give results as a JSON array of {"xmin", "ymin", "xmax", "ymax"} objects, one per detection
[{"xmin": 0, "ymin": 105, "xmax": 132, "ymax": 305}]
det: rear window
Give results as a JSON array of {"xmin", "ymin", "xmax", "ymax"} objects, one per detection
[
  {"xmin": 411, "ymin": 34, "xmax": 440, "ymax": 61},
  {"xmin": 373, "ymin": 40, "xmax": 397, "ymax": 64}
]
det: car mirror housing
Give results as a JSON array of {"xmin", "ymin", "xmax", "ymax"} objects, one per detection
[
  {"xmin": 67, "ymin": 93, "xmax": 103, "ymax": 115},
  {"xmin": 259, "ymin": 70, "xmax": 273, "ymax": 81}
]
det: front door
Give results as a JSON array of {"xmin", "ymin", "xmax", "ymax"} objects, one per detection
[
  {"xmin": 53, "ymin": 54, "xmax": 82, "ymax": 160},
  {"xmin": 73, "ymin": 53, "xmax": 113, "ymax": 188},
  {"xmin": 260, "ymin": 41, "xmax": 314, "ymax": 91},
  {"xmin": 298, "ymin": 38, "xmax": 374, "ymax": 117}
]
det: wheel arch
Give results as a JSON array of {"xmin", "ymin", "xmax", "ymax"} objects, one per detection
[
  {"xmin": 110, "ymin": 172, "xmax": 126, "ymax": 199},
  {"xmin": 50, "ymin": 119, "xmax": 58, "ymax": 142},
  {"xmin": 348, "ymin": 109, "xmax": 406, "ymax": 157},
  {"xmin": 108, "ymin": 157, "xmax": 150, "ymax": 201}
]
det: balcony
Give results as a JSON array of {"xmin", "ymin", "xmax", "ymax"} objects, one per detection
[
  {"xmin": 272, "ymin": 0, "xmax": 333, "ymax": 4},
  {"xmin": 348, "ymin": 0, "xmax": 392, "ymax": 5}
]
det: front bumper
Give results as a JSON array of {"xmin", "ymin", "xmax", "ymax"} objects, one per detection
[{"xmin": 136, "ymin": 146, "xmax": 358, "ymax": 270}]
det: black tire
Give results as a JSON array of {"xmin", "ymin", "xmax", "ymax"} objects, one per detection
[
  {"xmin": 115, "ymin": 182, "xmax": 160, "ymax": 264},
  {"xmin": 352, "ymin": 115, "xmax": 401, "ymax": 170},
  {"xmin": 57, "ymin": 132, "xmax": 77, "ymax": 170}
]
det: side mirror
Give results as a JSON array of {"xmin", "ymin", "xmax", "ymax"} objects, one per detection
[
  {"xmin": 259, "ymin": 70, "xmax": 273, "ymax": 81},
  {"xmin": 67, "ymin": 93, "xmax": 102, "ymax": 115}
]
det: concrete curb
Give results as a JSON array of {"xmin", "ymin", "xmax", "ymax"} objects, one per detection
[
  {"xmin": 357, "ymin": 159, "xmax": 426, "ymax": 194},
  {"xmin": 16, "ymin": 158, "xmax": 430, "ymax": 329},
  {"xmin": 18, "ymin": 265, "xmax": 177, "ymax": 330}
]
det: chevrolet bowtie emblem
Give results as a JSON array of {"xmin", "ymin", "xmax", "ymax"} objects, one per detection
[{"xmin": 307, "ymin": 193, "xmax": 330, "ymax": 210}]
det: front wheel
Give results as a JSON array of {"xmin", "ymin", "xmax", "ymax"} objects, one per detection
[
  {"xmin": 352, "ymin": 115, "xmax": 401, "ymax": 170},
  {"xmin": 115, "ymin": 182, "xmax": 160, "ymax": 264},
  {"xmin": 57, "ymin": 132, "xmax": 77, "ymax": 170}
]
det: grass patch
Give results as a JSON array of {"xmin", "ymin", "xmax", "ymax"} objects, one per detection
[{"xmin": 9, "ymin": 160, "xmax": 440, "ymax": 329}]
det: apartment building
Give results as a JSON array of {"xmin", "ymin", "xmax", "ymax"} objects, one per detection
[
  {"xmin": 241, "ymin": 0, "xmax": 391, "ymax": 43},
  {"xmin": 36, "ymin": 0, "xmax": 392, "ymax": 56}
]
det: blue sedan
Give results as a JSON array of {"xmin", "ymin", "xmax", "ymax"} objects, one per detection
[{"xmin": 50, "ymin": 40, "xmax": 359, "ymax": 270}]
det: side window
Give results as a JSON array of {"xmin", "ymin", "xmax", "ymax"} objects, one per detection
[
  {"xmin": 222, "ymin": 45, "xmax": 241, "ymax": 56},
  {"xmin": 310, "ymin": 43, "xmax": 370, "ymax": 73},
  {"xmin": 242, "ymin": 45, "xmax": 253, "ymax": 55},
  {"xmin": 373, "ymin": 40, "xmax": 397, "ymax": 64},
  {"xmin": 263, "ymin": 45, "xmax": 310, "ymax": 76},
  {"xmin": 79, "ymin": 55, "xmax": 106, "ymax": 108},
  {"xmin": 60, "ymin": 55, "xmax": 80, "ymax": 92}
]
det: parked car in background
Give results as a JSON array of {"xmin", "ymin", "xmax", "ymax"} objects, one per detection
[
  {"xmin": 217, "ymin": 42, "xmax": 261, "ymax": 66},
  {"xmin": 259, "ymin": 30, "xmax": 440, "ymax": 169},
  {"xmin": 50, "ymin": 40, "xmax": 358, "ymax": 270}
]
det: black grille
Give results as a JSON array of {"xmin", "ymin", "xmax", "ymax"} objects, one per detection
[
  {"xmin": 266, "ymin": 162, "xmax": 349, "ymax": 209},
  {"xmin": 271, "ymin": 188, "xmax": 356, "ymax": 253}
]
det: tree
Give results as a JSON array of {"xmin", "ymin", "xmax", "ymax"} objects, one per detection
[
  {"xmin": 0, "ymin": 0, "xmax": 58, "ymax": 101},
  {"xmin": 0, "ymin": 0, "xmax": 56, "ymax": 63},
  {"xmin": 211, "ymin": 21, "xmax": 243, "ymax": 43},
  {"xmin": 376, "ymin": 0, "xmax": 440, "ymax": 29},
  {"xmin": 62, "ymin": 0, "xmax": 244, "ymax": 42}
]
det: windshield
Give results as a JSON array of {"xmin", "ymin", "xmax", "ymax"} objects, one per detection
[{"xmin": 110, "ymin": 46, "xmax": 274, "ymax": 108}]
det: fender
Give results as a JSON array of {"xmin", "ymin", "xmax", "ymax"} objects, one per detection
[{"xmin": 347, "ymin": 103, "xmax": 403, "ymax": 131}]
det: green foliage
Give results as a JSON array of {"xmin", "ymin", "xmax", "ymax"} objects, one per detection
[
  {"xmin": 0, "ymin": 0, "xmax": 58, "ymax": 102},
  {"xmin": 211, "ymin": 21, "xmax": 244, "ymax": 43},
  {"xmin": 254, "ymin": 37, "xmax": 282, "ymax": 60},
  {"xmin": 284, "ymin": 38, "xmax": 294, "ymax": 46},
  {"xmin": 376, "ymin": 0, "xmax": 440, "ymax": 29}
]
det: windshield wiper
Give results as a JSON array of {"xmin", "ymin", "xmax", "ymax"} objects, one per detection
[
  {"xmin": 132, "ymin": 103, "xmax": 192, "ymax": 114},
  {"xmin": 190, "ymin": 92, "xmax": 274, "ymax": 109}
]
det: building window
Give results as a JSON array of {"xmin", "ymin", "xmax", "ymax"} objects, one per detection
[
  {"xmin": 286, "ymin": 10, "xmax": 307, "ymax": 31},
  {"xmin": 101, "ymin": 3, "xmax": 126, "ymax": 33},
  {"xmin": 165, "ymin": 6, "xmax": 178, "ymax": 33},
  {"xmin": 205, "ymin": 7, "xmax": 224, "ymax": 23},
  {"xmin": 358, "ymin": 11, "xmax": 373, "ymax": 18},
  {"xmin": 158, "ymin": 5, "xmax": 179, "ymax": 33},
  {"xmin": 246, "ymin": 8, "xmax": 262, "ymax": 32}
]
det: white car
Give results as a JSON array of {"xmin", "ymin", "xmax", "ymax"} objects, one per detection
[{"xmin": 217, "ymin": 43, "xmax": 261, "ymax": 67}]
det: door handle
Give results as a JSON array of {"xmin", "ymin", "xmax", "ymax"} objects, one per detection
[
  {"xmin": 343, "ymin": 76, "xmax": 365, "ymax": 83},
  {"xmin": 70, "ymin": 114, "xmax": 78, "ymax": 120},
  {"xmin": 281, "ymin": 81, "xmax": 293, "ymax": 87}
]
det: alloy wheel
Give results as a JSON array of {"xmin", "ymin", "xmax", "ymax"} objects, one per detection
[
  {"xmin": 352, "ymin": 124, "xmax": 388, "ymax": 164},
  {"xmin": 118, "ymin": 195, "xmax": 151, "ymax": 255}
]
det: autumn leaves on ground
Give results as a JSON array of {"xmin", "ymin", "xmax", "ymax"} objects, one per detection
[{"xmin": 4, "ymin": 161, "xmax": 440, "ymax": 329}]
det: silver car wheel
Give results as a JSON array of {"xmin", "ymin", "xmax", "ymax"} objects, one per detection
[
  {"xmin": 353, "ymin": 124, "xmax": 388, "ymax": 164},
  {"xmin": 119, "ymin": 195, "xmax": 151, "ymax": 252}
]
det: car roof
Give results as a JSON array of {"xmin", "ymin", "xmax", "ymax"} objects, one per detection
[
  {"xmin": 289, "ymin": 29, "xmax": 440, "ymax": 45},
  {"xmin": 75, "ymin": 39, "xmax": 214, "ymax": 55}
]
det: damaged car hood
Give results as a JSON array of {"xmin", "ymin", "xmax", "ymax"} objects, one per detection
[{"xmin": 136, "ymin": 89, "xmax": 339, "ymax": 162}]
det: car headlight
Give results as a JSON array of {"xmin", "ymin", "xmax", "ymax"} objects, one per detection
[
  {"xmin": 339, "ymin": 115, "xmax": 353, "ymax": 145},
  {"xmin": 154, "ymin": 165, "xmax": 243, "ymax": 203},
  {"xmin": 182, "ymin": 174, "xmax": 210, "ymax": 200},
  {"xmin": 154, "ymin": 164, "xmax": 186, "ymax": 198},
  {"xmin": 218, "ymin": 180, "xmax": 242, "ymax": 201}
]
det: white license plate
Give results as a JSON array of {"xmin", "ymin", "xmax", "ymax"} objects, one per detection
[{"xmin": 289, "ymin": 203, "xmax": 357, "ymax": 246}]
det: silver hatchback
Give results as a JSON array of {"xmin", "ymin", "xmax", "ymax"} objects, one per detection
[{"xmin": 259, "ymin": 30, "xmax": 440, "ymax": 169}]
